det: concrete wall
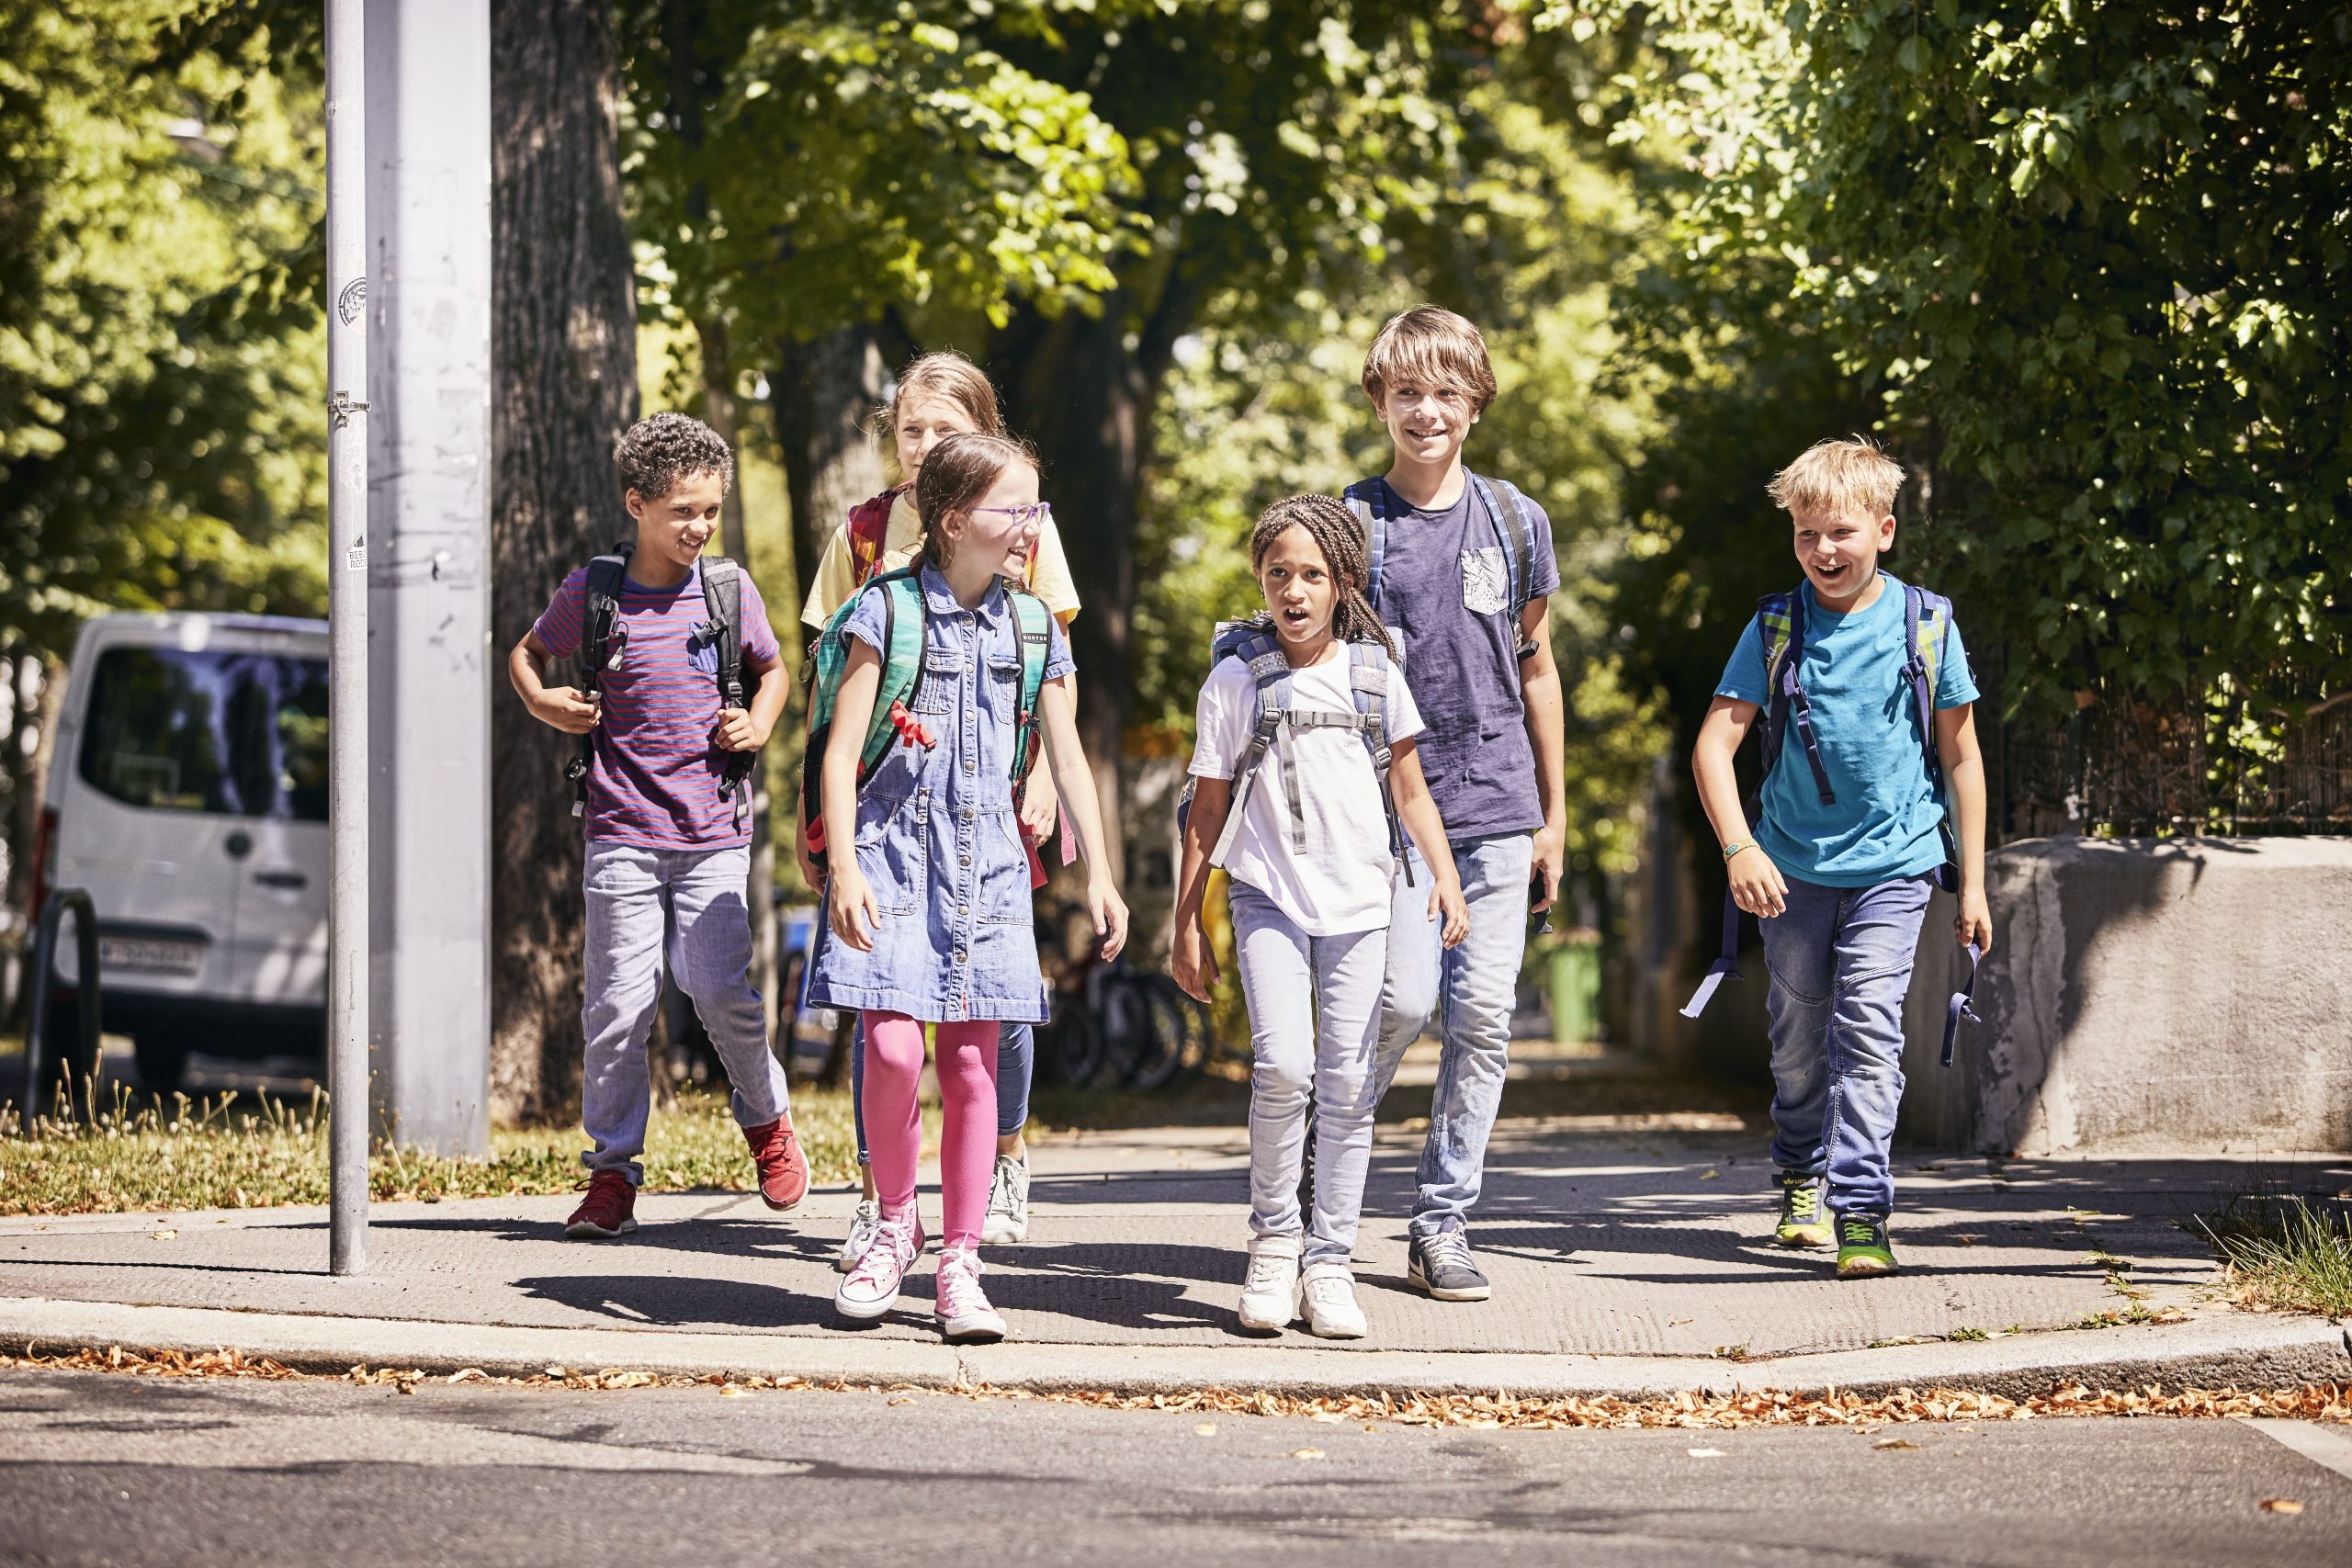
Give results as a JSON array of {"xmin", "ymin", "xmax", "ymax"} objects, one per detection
[{"xmin": 1898, "ymin": 837, "xmax": 2352, "ymax": 1155}]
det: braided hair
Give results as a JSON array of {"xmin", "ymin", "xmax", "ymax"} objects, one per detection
[{"xmin": 1248, "ymin": 493, "xmax": 1396, "ymax": 660}]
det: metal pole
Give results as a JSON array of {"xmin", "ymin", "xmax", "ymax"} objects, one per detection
[
  {"xmin": 325, "ymin": 0, "xmax": 371, "ymax": 1276},
  {"xmin": 366, "ymin": 0, "xmax": 492, "ymax": 1156}
]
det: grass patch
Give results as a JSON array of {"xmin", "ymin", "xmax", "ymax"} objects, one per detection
[
  {"xmin": 0, "ymin": 1078, "xmax": 883, "ymax": 1217},
  {"xmin": 2196, "ymin": 1191, "xmax": 2352, "ymax": 1319}
]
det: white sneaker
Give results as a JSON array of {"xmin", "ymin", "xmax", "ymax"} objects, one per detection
[
  {"xmin": 981, "ymin": 1153, "xmax": 1030, "ymax": 1246},
  {"xmin": 836, "ymin": 1197, "xmax": 882, "ymax": 1273},
  {"xmin": 834, "ymin": 1212, "xmax": 922, "ymax": 1321},
  {"xmin": 1236, "ymin": 1233, "xmax": 1302, "ymax": 1334},
  {"xmin": 933, "ymin": 1246, "xmax": 1007, "ymax": 1342},
  {"xmin": 1300, "ymin": 1260, "xmax": 1367, "ymax": 1339}
]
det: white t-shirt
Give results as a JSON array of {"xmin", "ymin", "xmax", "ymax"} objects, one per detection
[{"xmin": 1188, "ymin": 640, "xmax": 1423, "ymax": 937}]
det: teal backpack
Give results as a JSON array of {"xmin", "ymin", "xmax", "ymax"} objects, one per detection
[{"xmin": 797, "ymin": 566, "xmax": 1053, "ymax": 874}]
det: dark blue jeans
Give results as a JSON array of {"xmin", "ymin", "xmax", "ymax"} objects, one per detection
[
  {"xmin": 1758, "ymin": 873, "xmax": 1932, "ymax": 1217},
  {"xmin": 852, "ymin": 1019, "xmax": 1033, "ymax": 1163}
]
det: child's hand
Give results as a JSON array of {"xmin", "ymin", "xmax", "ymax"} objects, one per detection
[
  {"xmin": 1171, "ymin": 919, "xmax": 1217, "ymax": 1003},
  {"xmin": 1956, "ymin": 887, "xmax": 1994, "ymax": 954},
  {"xmin": 531, "ymin": 686, "xmax": 601, "ymax": 735},
  {"xmin": 1726, "ymin": 843, "xmax": 1788, "ymax": 919},
  {"xmin": 714, "ymin": 706, "xmax": 768, "ymax": 751},
  {"xmin": 1019, "ymin": 765, "xmax": 1059, "ymax": 841},
  {"xmin": 828, "ymin": 863, "xmax": 879, "ymax": 952},
  {"xmin": 1089, "ymin": 879, "xmax": 1129, "ymax": 964},
  {"xmin": 1427, "ymin": 878, "xmax": 1470, "ymax": 948}
]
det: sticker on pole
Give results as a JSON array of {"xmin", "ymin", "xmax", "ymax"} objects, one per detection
[
  {"xmin": 347, "ymin": 545, "xmax": 368, "ymax": 572},
  {"xmin": 336, "ymin": 277, "xmax": 368, "ymax": 331}
]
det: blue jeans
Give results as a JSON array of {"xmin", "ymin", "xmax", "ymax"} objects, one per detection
[
  {"xmin": 852, "ymin": 1020, "xmax": 1032, "ymax": 1164},
  {"xmin": 581, "ymin": 841, "xmax": 789, "ymax": 1184},
  {"xmin": 1229, "ymin": 882, "xmax": 1387, "ymax": 1269},
  {"xmin": 1759, "ymin": 874, "xmax": 1933, "ymax": 1217},
  {"xmin": 1368, "ymin": 832, "xmax": 1534, "ymax": 1239}
]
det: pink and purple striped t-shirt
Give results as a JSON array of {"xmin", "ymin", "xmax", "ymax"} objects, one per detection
[{"xmin": 534, "ymin": 559, "xmax": 780, "ymax": 850}]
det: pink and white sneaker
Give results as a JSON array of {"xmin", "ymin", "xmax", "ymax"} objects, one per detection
[
  {"xmin": 834, "ymin": 1211, "xmax": 923, "ymax": 1322},
  {"xmin": 933, "ymin": 1246, "xmax": 1006, "ymax": 1343}
]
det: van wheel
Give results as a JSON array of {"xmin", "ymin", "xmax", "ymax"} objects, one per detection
[{"xmin": 132, "ymin": 1034, "xmax": 188, "ymax": 1097}]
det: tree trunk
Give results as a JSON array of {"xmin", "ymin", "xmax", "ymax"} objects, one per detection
[
  {"xmin": 490, "ymin": 0, "xmax": 639, "ymax": 1124},
  {"xmin": 990, "ymin": 295, "xmax": 1165, "ymax": 864},
  {"xmin": 694, "ymin": 314, "xmax": 779, "ymax": 1045},
  {"xmin": 771, "ymin": 323, "xmax": 890, "ymax": 627}
]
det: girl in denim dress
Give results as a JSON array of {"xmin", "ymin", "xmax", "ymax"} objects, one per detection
[{"xmin": 808, "ymin": 432, "xmax": 1128, "ymax": 1342}]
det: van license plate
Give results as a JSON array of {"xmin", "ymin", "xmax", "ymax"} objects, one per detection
[{"xmin": 97, "ymin": 937, "xmax": 203, "ymax": 976}]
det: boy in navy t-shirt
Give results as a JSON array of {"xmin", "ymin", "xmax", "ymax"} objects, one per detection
[
  {"xmin": 1691, "ymin": 436, "xmax": 1993, "ymax": 1278},
  {"xmin": 1348, "ymin": 307, "xmax": 1568, "ymax": 1304}
]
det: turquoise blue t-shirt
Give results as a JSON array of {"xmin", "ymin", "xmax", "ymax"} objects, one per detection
[{"xmin": 1714, "ymin": 572, "xmax": 1978, "ymax": 888}]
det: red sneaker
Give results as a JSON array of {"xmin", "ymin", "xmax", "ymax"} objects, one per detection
[
  {"xmin": 564, "ymin": 1170, "xmax": 638, "ymax": 1238},
  {"xmin": 743, "ymin": 1115, "xmax": 809, "ymax": 1211}
]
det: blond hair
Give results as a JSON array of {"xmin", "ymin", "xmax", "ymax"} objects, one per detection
[
  {"xmin": 1767, "ymin": 436, "xmax": 1905, "ymax": 521},
  {"xmin": 912, "ymin": 431, "xmax": 1037, "ymax": 570},
  {"xmin": 870, "ymin": 351, "xmax": 1005, "ymax": 479},
  {"xmin": 1360, "ymin": 306, "xmax": 1499, "ymax": 413}
]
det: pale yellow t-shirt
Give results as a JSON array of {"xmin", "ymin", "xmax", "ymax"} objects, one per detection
[{"xmin": 799, "ymin": 491, "xmax": 1081, "ymax": 631}]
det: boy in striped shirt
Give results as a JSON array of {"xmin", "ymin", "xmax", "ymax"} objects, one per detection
[{"xmin": 508, "ymin": 412, "xmax": 808, "ymax": 1239}]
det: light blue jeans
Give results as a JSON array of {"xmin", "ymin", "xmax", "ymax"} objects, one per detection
[
  {"xmin": 581, "ymin": 841, "xmax": 789, "ymax": 1184},
  {"xmin": 1759, "ymin": 873, "xmax": 1933, "ymax": 1217},
  {"xmin": 850, "ymin": 1019, "xmax": 1033, "ymax": 1163},
  {"xmin": 1368, "ymin": 832, "xmax": 1535, "ymax": 1239},
  {"xmin": 1229, "ymin": 882, "xmax": 1388, "ymax": 1269}
]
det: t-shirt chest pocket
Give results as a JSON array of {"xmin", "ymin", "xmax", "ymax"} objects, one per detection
[
  {"xmin": 1460, "ymin": 546, "xmax": 1509, "ymax": 617},
  {"xmin": 685, "ymin": 626, "xmax": 721, "ymax": 676}
]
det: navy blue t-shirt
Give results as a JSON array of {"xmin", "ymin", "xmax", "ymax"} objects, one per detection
[{"xmin": 1356, "ymin": 472, "xmax": 1560, "ymax": 840}]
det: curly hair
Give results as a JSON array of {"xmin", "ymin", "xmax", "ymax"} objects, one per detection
[
  {"xmin": 613, "ymin": 412, "xmax": 734, "ymax": 502},
  {"xmin": 1248, "ymin": 494, "xmax": 1395, "ymax": 660},
  {"xmin": 912, "ymin": 431, "xmax": 1038, "ymax": 570}
]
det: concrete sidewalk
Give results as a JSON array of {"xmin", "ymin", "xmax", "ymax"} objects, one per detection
[{"xmin": 2, "ymin": 1115, "xmax": 2346, "ymax": 1397}]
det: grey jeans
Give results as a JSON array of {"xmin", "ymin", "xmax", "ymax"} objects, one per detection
[
  {"xmin": 582, "ymin": 840, "xmax": 789, "ymax": 1184},
  {"xmin": 1230, "ymin": 881, "xmax": 1388, "ymax": 1269},
  {"xmin": 1369, "ymin": 832, "xmax": 1534, "ymax": 1238}
]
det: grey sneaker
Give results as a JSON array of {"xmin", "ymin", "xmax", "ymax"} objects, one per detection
[
  {"xmin": 1407, "ymin": 1220, "xmax": 1492, "ymax": 1302},
  {"xmin": 981, "ymin": 1152, "xmax": 1031, "ymax": 1245},
  {"xmin": 836, "ymin": 1197, "xmax": 883, "ymax": 1273}
]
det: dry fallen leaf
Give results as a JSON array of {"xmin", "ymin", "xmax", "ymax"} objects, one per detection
[
  {"xmin": 1699, "ymin": 1169, "xmax": 1720, "ymax": 1180},
  {"xmin": 149, "ymin": 1228, "xmax": 177, "ymax": 1242},
  {"xmin": 887, "ymin": 1395, "xmax": 911, "ymax": 1406},
  {"xmin": 1668, "ymin": 1317, "xmax": 1694, "ymax": 1327},
  {"xmin": 447, "ymin": 1368, "xmax": 487, "ymax": 1383},
  {"xmin": 1873, "ymin": 1438, "xmax": 1924, "ymax": 1450},
  {"xmin": 1194, "ymin": 1423, "xmax": 1216, "ymax": 1436},
  {"xmin": 1688, "ymin": 1448, "xmax": 1727, "ymax": 1458},
  {"xmin": 2259, "ymin": 1499, "xmax": 2304, "ymax": 1515},
  {"xmin": 718, "ymin": 1383, "xmax": 752, "ymax": 1398},
  {"xmin": 1290, "ymin": 1447, "xmax": 1326, "ymax": 1460}
]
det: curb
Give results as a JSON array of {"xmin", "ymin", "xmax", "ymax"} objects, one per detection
[{"xmin": 1, "ymin": 1296, "xmax": 2343, "ymax": 1401}]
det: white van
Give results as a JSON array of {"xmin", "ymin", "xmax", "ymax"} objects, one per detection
[{"xmin": 28, "ymin": 613, "xmax": 330, "ymax": 1092}]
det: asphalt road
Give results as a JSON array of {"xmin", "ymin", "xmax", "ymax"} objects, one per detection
[{"xmin": 0, "ymin": 1370, "xmax": 2346, "ymax": 1567}]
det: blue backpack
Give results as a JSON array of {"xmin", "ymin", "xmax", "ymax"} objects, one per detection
[
  {"xmin": 1683, "ymin": 581, "xmax": 1981, "ymax": 1062},
  {"xmin": 1175, "ymin": 620, "xmax": 1413, "ymax": 882}
]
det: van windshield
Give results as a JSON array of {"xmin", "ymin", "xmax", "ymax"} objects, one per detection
[{"xmin": 77, "ymin": 647, "xmax": 330, "ymax": 821}]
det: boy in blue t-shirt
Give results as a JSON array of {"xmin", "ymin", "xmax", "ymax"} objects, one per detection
[{"xmin": 1690, "ymin": 436, "xmax": 1993, "ymax": 1279}]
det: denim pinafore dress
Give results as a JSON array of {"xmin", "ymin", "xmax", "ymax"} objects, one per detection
[{"xmin": 805, "ymin": 565, "xmax": 1071, "ymax": 1024}]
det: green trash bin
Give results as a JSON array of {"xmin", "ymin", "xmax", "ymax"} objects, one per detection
[{"xmin": 1541, "ymin": 930, "xmax": 1600, "ymax": 1049}]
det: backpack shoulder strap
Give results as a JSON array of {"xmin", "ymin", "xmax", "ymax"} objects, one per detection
[
  {"xmin": 1904, "ymin": 583, "xmax": 1956, "ymax": 794},
  {"xmin": 1472, "ymin": 474, "xmax": 1538, "ymax": 641},
  {"xmin": 1755, "ymin": 588, "xmax": 1835, "ymax": 809},
  {"xmin": 567, "ymin": 546, "xmax": 635, "ymax": 816},
  {"xmin": 1007, "ymin": 589, "xmax": 1054, "ymax": 784},
  {"xmin": 1348, "ymin": 638, "xmax": 1409, "ymax": 867},
  {"xmin": 846, "ymin": 490, "xmax": 900, "ymax": 589},
  {"xmin": 698, "ymin": 557, "xmax": 753, "ymax": 815},
  {"xmin": 1341, "ymin": 479, "xmax": 1389, "ymax": 609},
  {"xmin": 1207, "ymin": 627, "xmax": 1299, "ymax": 869}
]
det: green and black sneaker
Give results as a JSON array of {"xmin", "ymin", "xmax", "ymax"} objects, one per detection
[
  {"xmin": 1836, "ymin": 1212, "xmax": 1897, "ymax": 1278},
  {"xmin": 1774, "ymin": 1169, "xmax": 1833, "ymax": 1248}
]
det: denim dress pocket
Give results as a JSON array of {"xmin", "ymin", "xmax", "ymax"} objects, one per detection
[
  {"xmin": 977, "ymin": 808, "xmax": 1032, "ymax": 925},
  {"xmin": 914, "ymin": 651, "xmax": 965, "ymax": 714},
  {"xmin": 854, "ymin": 784, "xmax": 928, "ymax": 917}
]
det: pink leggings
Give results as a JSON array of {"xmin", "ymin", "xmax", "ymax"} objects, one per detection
[{"xmin": 860, "ymin": 1012, "xmax": 1001, "ymax": 1250}]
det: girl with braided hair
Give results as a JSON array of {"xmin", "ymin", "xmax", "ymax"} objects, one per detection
[{"xmin": 1173, "ymin": 494, "xmax": 1467, "ymax": 1339}]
